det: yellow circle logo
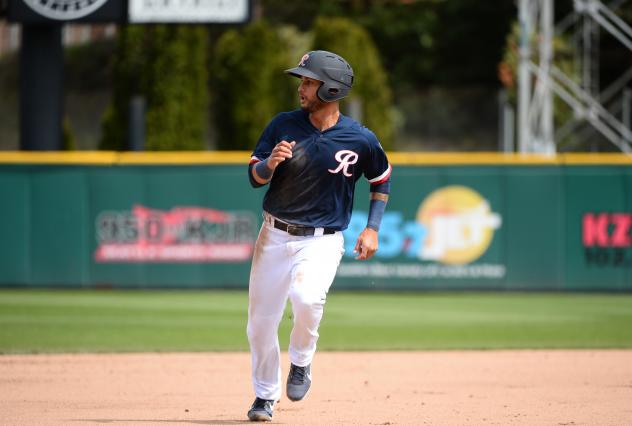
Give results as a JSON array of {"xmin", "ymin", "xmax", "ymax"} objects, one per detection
[{"xmin": 416, "ymin": 186, "xmax": 501, "ymax": 265}]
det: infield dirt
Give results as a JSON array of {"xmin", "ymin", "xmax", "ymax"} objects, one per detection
[{"xmin": 1, "ymin": 350, "xmax": 631, "ymax": 425}]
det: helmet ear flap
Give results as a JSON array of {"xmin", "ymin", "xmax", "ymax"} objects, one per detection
[
  {"xmin": 317, "ymin": 83, "xmax": 339, "ymax": 102},
  {"xmin": 318, "ymin": 82, "xmax": 348, "ymax": 102}
]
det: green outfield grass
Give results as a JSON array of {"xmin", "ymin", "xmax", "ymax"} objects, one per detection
[{"xmin": 1, "ymin": 289, "xmax": 632, "ymax": 354}]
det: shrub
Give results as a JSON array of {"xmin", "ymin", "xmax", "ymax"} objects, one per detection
[
  {"xmin": 311, "ymin": 16, "xmax": 395, "ymax": 150},
  {"xmin": 210, "ymin": 21, "xmax": 295, "ymax": 150},
  {"xmin": 100, "ymin": 25, "xmax": 208, "ymax": 150}
]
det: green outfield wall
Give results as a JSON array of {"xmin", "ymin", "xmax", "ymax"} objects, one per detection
[{"xmin": 0, "ymin": 152, "xmax": 630, "ymax": 290}]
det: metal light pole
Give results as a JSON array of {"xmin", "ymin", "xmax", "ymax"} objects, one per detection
[{"xmin": 19, "ymin": 24, "xmax": 63, "ymax": 150}]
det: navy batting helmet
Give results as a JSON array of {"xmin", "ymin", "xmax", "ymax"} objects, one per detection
[{"xmin": 285, "ymin": 50, "xmax": 354, "ymax": 102}]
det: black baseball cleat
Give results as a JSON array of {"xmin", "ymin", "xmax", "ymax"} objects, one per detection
[
  {"xmin": 286, "ymin": 363, "xmax": 311, "ymax": 402},
  {"xmin": 247, "ymin": 397, "xmax": 274, "ymax": 422}
]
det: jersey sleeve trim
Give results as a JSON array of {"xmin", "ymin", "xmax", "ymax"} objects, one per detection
[
  {"xmin": 368, "ymin": 164, "xmax": 392, "ymax": 185},
  {"xmin": 249, "ymin": 156, "xmax": 261, "ymax": 165}
]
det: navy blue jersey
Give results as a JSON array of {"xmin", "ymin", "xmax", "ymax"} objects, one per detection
[{"xmin": 249, "ymin": 109, "xmax": 391, "ymax": 230}]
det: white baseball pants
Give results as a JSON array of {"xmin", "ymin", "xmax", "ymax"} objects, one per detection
[{"xmin": 247, "ymin": 213, "xmax": 345, "ymax": 401}]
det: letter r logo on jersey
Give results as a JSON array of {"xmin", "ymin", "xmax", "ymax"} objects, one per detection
[{"xmin": 328, "ymin": 150, "xmax": 359, "ymax": 177}]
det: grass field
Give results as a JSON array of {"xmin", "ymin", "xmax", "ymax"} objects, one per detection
[{"xmin": 1, "ymin": 289, "xmax": 632, "ymax": 354}]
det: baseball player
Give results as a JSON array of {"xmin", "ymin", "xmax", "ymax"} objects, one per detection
[{"xmin": 246, "ymin": 50, "xmax": 391, "ymax": 422}]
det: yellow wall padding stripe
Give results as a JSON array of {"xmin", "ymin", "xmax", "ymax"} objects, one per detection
[
  {"xmin": 0, "ymin": 151, "xmax": 249, "ymax": 165},
  {"xmin": 388, "ymin": 152, "xmax": 632, "ymax": 165},
  {"xmin": 0, "ymin": 151, "xmax": 630, "ymax": 166}
]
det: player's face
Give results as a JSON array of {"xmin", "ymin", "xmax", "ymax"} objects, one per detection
[{"xmin": 298, "ymin": 76, "xmax": 325, "ymax": 113}]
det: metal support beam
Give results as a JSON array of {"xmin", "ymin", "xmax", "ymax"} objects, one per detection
[
  {"xmin": 623, "ymin": 88, "xmax": 632, "ymax": 140},
  {"xmin": 498, "ymin": 90, "xmax": 515, "ymax": 152},
  {"xmin": 518, "ymin": 0, "xmax": 555, "ymax": 153},
  {"xmin": 518, "ymin": 0, "xmax": 533, "ymax": 153},
  {"xmin": 539, "ymin": 0, "xmax": 555, "ymax": 153},
  {"xmin": 128, "ymin": 96, "xmax": 146, "ymax": 151},
  {"xmin": 517, "ymin": 0, "xmax": 632, "ymax": 153}
]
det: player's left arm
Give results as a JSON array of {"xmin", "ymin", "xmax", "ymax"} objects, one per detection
[
  {"xmin": 354, "ymin": 131, "xmax": 391, "ymax": 260},
  {"xmin": 354, "ymin": 178, "xmax": 390, "ymax": 260}
]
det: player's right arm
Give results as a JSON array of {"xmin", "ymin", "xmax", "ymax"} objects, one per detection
[{"xmin": 250, "ymin": 140, "xmax": 296, "ymax": 185}]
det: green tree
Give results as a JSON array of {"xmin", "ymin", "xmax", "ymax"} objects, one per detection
[
  {"xmin": 358, "ymin": 1, "xmax": 439, "ymax": 90},
  {"xmin": 144, "ymin": 25, "xmax": 208, "ymax": 150},
  {"xmin": 100, "ymin": 25, "xmax": 208, "ymax": 150},
  {"xmin": 432, "ymin": 1, "xmax": 515, "ymax": 87},
  {"xmin": 311, "ymin": 16, "xmax": 395, "ymax": 149},
  {"xmin": 262, "ymin": 0, "xmax": 516, "ymax": 90},
  {"xmin": 210, "ymin": 21, "xmax": 295, "ymax": 151},
  {"xmin": 100, "ymin": 25, "xmax": 145, "ymax": 150}
]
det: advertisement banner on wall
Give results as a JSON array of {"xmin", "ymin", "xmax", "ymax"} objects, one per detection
[
  {"xmin": 1, "ymin": 159, "xmax": 630, "ymax": 290},
  {"xmin": 94, "ymin": 204, "xmax": 258, "ymax": 263},
  {"xmin": 339, "ymin": 185, "xmax": 505, "ymax": 281},
  {"xmin": 582, "ymin": 212, "xmax": 632, "ymax": 268}
]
